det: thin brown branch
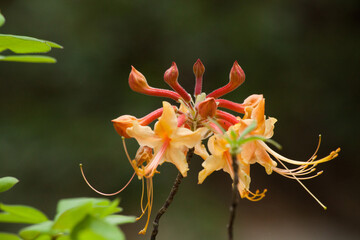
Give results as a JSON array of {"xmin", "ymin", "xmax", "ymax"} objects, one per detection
[
  {"xmin": 150, "ymin": 148, "xmax": 194, "ymax": 240},
  {"xmin": 228, "ymin": 153, "xmax": 239, "ymax": 240}
]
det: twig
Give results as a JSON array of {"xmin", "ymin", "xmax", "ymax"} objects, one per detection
[
  {"xmin": 150, "ymin": 148, "xmax": 195, "ymax": 240},
  {"xmin": 228, "ymin": 153, "xmax": 239, "ymax": 240}
]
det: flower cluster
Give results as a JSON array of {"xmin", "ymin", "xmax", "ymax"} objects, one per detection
[{"xmin": 107, "ymin": 59, "xmax": 339, "ymax": 234}]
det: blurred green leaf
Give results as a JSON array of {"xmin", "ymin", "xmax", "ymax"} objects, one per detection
[
  {"xmin": 93, "ymin": 199, "xmax": 122, "ymax": 218},
  {"xmin": 34, "ymin": 235, "xmax": 51, "ymax": 240},
  {"xmin": 0, "ymin": 204, "xmax": 48, "ymax": 224},
  {"xmin": 0, "ymin": 177, "xmax": 19, "ymax": 193},
  {"xmin": 0, "ymin": 232, "xmax": 21, "ymax": 240},
  {"xmin": 104, "ymin": 215, "xmax": 136, "ymax": 225},
  {"xmin": 56, "ymin": 198, "xmax": 109, "ymax": 216},
  {"xmin": 0, "ymin": 12, "xmax": 5, "ymax": 27},
  {"xmin": 57, "ymin": 236, "xmax": 71, "ymax": 240},
  {"xmin": 0, "ymin": 34, "xmax": 62, "ymax": 53},
  {"xmin": 0, "ymin": 55, "xmax": 56, "ymax": 63},
  {"xmin": 52, "ymin": 202, "xmax": 92, "ymax": 231},
  {"xmin": 71, "ymin": 216, "xmax": 125, "ymax": 240},
  {"xmin": 19, "ymin": 221, "xmax": 54, "ymax": 240}
]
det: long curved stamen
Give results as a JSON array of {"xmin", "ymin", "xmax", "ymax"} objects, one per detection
[
  {"xmin": 244, "ymin": 189, "xmax": 267, "ymax": 201},
  {"xmin": 139, "ymin": 178, "xmax": 153, "ymax": 235},
  {"xmin": 80, "ymin": 164, "xmax": 136, "ymax": 196},
  {"xmin": 122, "ymin": 137, "xmax": 136, "ymax": 169},
  {"xmin": 144, "ymin": 139, "xmax": 170, "ymax": 177},
  {"xmin": 259, "ymin": 141, "xmax": 340, "ymax": 166},
  {"xmin": 275, "ymin": 156, "xmax": 327, "ymax": 210}
]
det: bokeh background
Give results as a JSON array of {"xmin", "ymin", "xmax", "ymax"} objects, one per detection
[{"xmin": 1, "ymin": 0, "xmax": 359, "ymax": 239}]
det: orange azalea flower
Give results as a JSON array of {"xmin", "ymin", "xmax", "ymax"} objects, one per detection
[
  {"xmin": 126, "ymin": 101, "xmax": 204, "ymax": 178},
  {"xmin": 199, "ymin": 94, "xmax": 340, "ymax": 207}
]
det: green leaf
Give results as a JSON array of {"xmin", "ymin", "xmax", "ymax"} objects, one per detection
[
  {"xmin": 56, "ymin": 198, "xmax": 109, "ymax": 216},
  {"xmin": 0, "ymin": 34, "xmax": 62, "ymax": 54},
  {"xmin": 93, "ymin": 199, "xmax": 122, "ymax": 218},
  {"xmin": 0, "ymin": 55, "xmax": 56, "ymax": 63},
  {"xmin": 0, "ymin": 12, "xmax": 5, "ymax": 27},
  {"xmin": 52, "ymin": 202, "xmax": 92, "ymax": 231},
  {"xmin": 19, "ymin": 221, "xmax": 54, "ymax": 240},
  {"xmin": 57, "ymin": 236, "xmax": 71, "ymax": 240},
  {"xmin": 34, "ymin": 235, "xmax": 51, "ymax": 240},
  {"xmin": 104, "ymin": 215, "xmax": 136, "ymax": 225},
  {"xmin": 71, "ymin": 216, "xmax": 125, "ymax": 240},
  {"xmin": 0, "ymin": 203, "xmax": 48, "ymax": 224},
  {"xmin": 236, "ymin": 121, "xmax": 257, "ymax": 142},
  {"xmin": 0, "ymin": 176, "xmax": 19, "ymax": 193},
  {"xmin": 0, "ymin": 232, "xmax": 21, "ymax": 240}
]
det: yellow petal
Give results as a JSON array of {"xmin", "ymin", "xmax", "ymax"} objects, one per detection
[
  {"xmin": 239, "ymin": 141, "xmax": 257, "ymax": 164},
  {"xmin": 254, "ymin": 143, "xmax": 277, "ymax": 175},
  {"xmin": 198, "ymin": 155, "xmax": 225, "ymax": 184},
  {"xmin": 165, "ymin": 146, "xmax": 189, "ymax": 177},
  {"xmin": 264, "ymin": 117, "xmax": 277, "ymax": 138},
  {"xmin": 171, "ymin": 127, "xmax": 203, "ymax": 149},
  {"xmin": 126, "ymin": 121, "xmax": 162, "ymax": 148},
  {"xmin": 194, "ymin": 142, "xmax": 209, "ymax": 160},
  {"xmin": 154, "ymin": 101, "xmax": 178, "ymax": 138},
  {"xmin": 207, "ymin": 135, "xmax": 228, "ymax": 156}
]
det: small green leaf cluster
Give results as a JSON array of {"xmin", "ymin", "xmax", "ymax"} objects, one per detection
[
  {"xmin": 0, "ymin": 11, "xmax": 62, "ymax": 63},
  {"xmin": 0, "ymin": 177, "xmax": 135, "ymax": 240},
  {"xmin": 225, "ymin": 121, "xmax": 281, "ymax": 155}
]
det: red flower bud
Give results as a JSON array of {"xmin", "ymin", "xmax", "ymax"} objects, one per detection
[
  {"xmin": 207, "ymin": 61, "xmax": 245, "ymax": 99},
  {"xmin": 197, "ymin": 97, "xmax": 217, "ymax": 118},
  {"xmin": 193, "ymin": 59, "xmax": 205, "ymax": 96},
  {"xmin": 164, "ymin": 62, "xmax": 191, "ymax": 102},
  {"xmin": 128, "ymin": 66, "xmax": 151, "ymax": 94},
  {"xmin": 128, "ymin": 66, "xmax": 181, "ymax": 101},
  {"xmin": 164, "ymin": 62, "xmax": 179, "ymax": 85}
]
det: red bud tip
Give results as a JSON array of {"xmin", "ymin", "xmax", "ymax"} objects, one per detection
[
  {"xmin": 197, "ymin": 97, "xmax": 217, "ymax": 118},
  {"xmin": 193, "ymin": 59, "xmax": 205, "ymax": 78},
  {"xmin": 164, "ymin": 62, "xmax": 179, "ymax": 85},
  {"xmin": 207, "ymin": 61, "xmax": 246, "ymax": 99},
  {"xmin": 229, "ymin": 61, "xmax": 245, "ymax": 87},
  {"xmin": 163, "ymin": 62, "xmax": 191, "ymax": 102},
  {"xmin": 193, "ymin": 59, "xmax": 205, "ymax": 96},
  {"xmin": 128, "ymin": 65, "xmax": 181, "ymax": 101},
  {"xmin": 128, "ymin": 66, "xmax": 151, "ymax": 94}
]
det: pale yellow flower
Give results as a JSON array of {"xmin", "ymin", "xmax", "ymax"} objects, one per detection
[
  {"xmin": 126, "ymin": 101, "xmax": 204, "ymax": 177},
  {"xmin": 198, "ymin": 132, "xmax": 255, "ymax": 199}
]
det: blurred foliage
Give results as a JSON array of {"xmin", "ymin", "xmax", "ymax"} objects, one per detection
[
  {"xmin": 0, "ymin": 12, "xmax": 62, "ymax": 63},
  {"xmin": 0, "ymin": 178, "xmax": 135, "ymax": 240},
  {"xmin": 0, "ymin": 0, "xmax": 359, "ymax": 239}
]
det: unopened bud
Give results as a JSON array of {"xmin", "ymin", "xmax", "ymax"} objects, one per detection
[
  {"xmin": 207, "ymin": 61, "xmax": 245, "ymax": 99},
  {"xmin": 112, "ymin": 115, "xmax": 137, "ymax": 138},
  {"xmin": 193, "ymin": 59, "xmax": 205, "ymax": 96},
  {"xmin": 193, "ymin": 59, "xmax": 205, "ymax": 79},
  {"xmin": 128, "ymin": 66, "xmax": 181, "ymax": 101},
  {"xmin": 229, "ymin": 61, "xmax": 245, "ymax": 88},
  {"xmin": 128, "ymin": 66, "xmax": 151, "ymax": 94},
  {"xmin": 163, "ymin": 62, "xmax": 191, "ymax": 102},
  {"xmin": 198, "ymin": 97, "xmax": 217, "ymax": 118},
  {"xmin": 164, "ymin": 62, "xmax": 179, "ymax": 85}
]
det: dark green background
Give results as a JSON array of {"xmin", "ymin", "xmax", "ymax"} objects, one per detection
[{"xmin": 1, "ymin": 0, "xmax": 359, "ymax": 239}]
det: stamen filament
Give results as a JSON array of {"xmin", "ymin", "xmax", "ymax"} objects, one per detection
[
  {"xmin": 259, "ymin": 141, "xmax": 340, "ymax": 166},
  {"xmin": 79, "ymin": 164, "xmax": 136, "ymax": 196},
  {"xmin": 275, "ymin": 156, "xmax": 328, "ymax": 210},
  {"xmin": 145, "ymin": 139, "xmax": 170, "ymax": 177}
]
